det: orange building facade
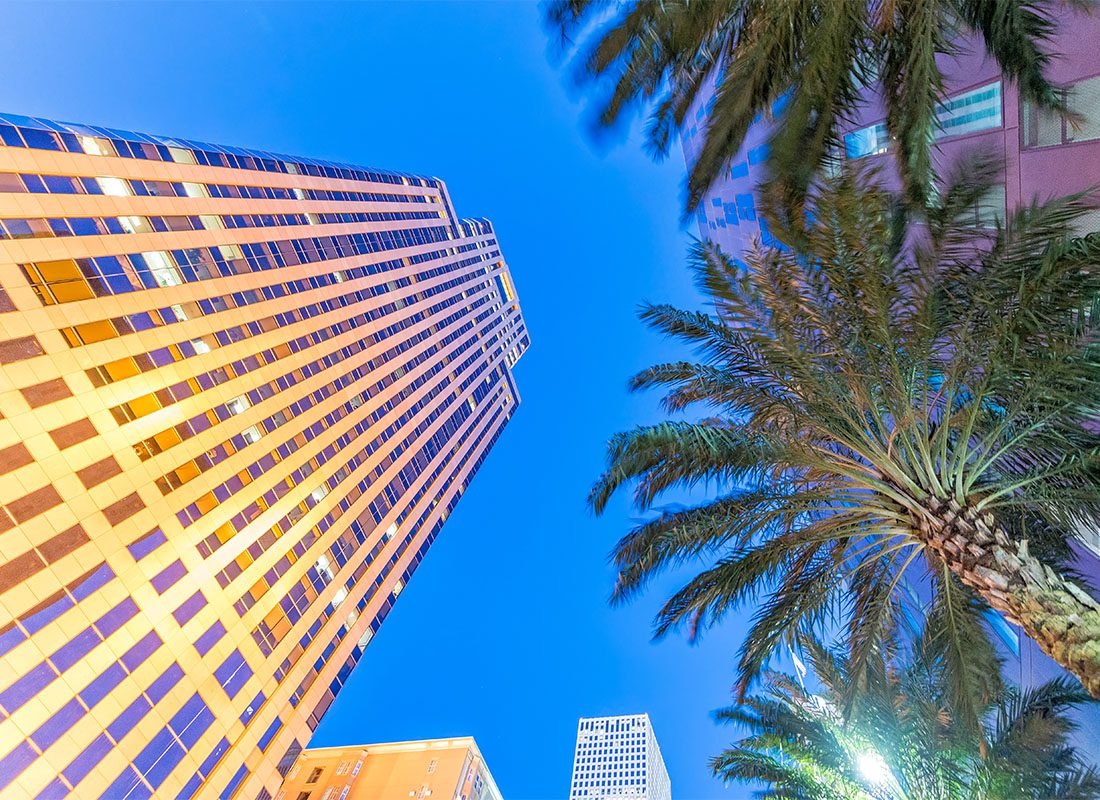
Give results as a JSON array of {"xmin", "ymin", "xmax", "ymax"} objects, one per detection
[
  {"xmin": 0, "ymin": 113, "xmax": 526, "ymax": 800},
  {"xmin": 276, "ymin": 737, "xmax": 502, "ymax": 800}
]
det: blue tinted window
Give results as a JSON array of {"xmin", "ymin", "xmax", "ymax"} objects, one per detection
[
  {"xmin": 151, "ymin": 560, "xmax": 186, "ymax": 594},
  {"xmin": 94, "ymin": 597, "xmax": 138, "ymax": 638},
  {"xmin": 20, "ymin": 174, "xmax": 46, "ymax": 193},
  {"xmin": 79, "ymin": 662, "xmax": 125, "ymax": 709},
  {"xmin": 171, "ymin": 693, "xmax": 214, "ymax": 749},
  {"xmin": 178, "ymin": 775, "xmax": 203, "ymax": 800},
  {"xmin": 172, "ymin": 591, "xmax": 207, "ymax": 625},
  {"xmin": 108, "ymin": 695, "xmax": 152, "ymax": 744},
  {"xmin": 0, "ymin": 741, "xmax": 37, "ymax": 792},
  {"xmin": 31, "ymin": 698, "xmax": 85, "ymax": 750},
  {"xmin": 70, "ymin": 563, "xmax": 115, "ymax": 602},
  {"xmin": 194, "ymin": 621, "xmax": 226, "ymax": 656},
  {"xmin": 0, "ymin": 661, "xmax": 58, "ymax": 713},
  {"xmin": 62, "ymin": 734, "xmax": 111, "ymax": 786},
  {"xmin": 0, "ymin": 125, "xmax": 24, "ymax": 147},
  {"xmin": 146, "ymin": 662, "xmax": 184, "ymax": 704},
  {"xmin": 43, "ymin": 175, "xmax": 77, "ymax": 193},
  {"xmin": 4, "ymin": 219, "xmax": 33, "ymax": 238},
  {"xmin": 258, "ymin": 718, "xmax": 282, "ymax": 751},
  {"xmin": 50, "ymin": 627, "xmax": 101, "ymax": 673},
  {"xmin": 100, "ymin": 766, "xmax": 150, "ymax": 800},
  {"xmin": 747, "ymin": 144, "xmax": 769, "ymax": 165},
  {"xmin": 19, "ymin": 128, "xmax": 60, "ymax": 151},
  {"xmin": 198, "ymin": 737, "xmax": 230, "ymax": 778},
  {"xmin": 214, "ymin": 649, "xmax": 251, "ymax": 699},
  {"xmin": 68, "ymin": 218, "xmax": 101, "ymax": 236},
  {"xmin": 219, "ymin": 765, "xmax": 249, "ymax": 800},
  {"xmin": 121, "ymin": 630, "xmax": 162, "ymax": 672}
]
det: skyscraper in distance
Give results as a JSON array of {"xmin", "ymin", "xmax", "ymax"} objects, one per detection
[
  {"xmin": 0, "ymin": 112, "xmax": 527, "ymax": 800},
  {"xmin": 568, "ymin": 714, "xmax": 671, "ymax": 800},
  {"xmin": 276, "ymin": 736, "xmax": 502, "ymax": 800}
]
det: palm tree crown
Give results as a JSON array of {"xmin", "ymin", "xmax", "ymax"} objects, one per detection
[
  {"xmin": 591, "ymin": 160, "xmax": 1100, "ymax": 698},
  {"xmin": 549, "ymin": 0, "xmax": 1073, "ymax": 212},
  {"xmin": 715, "ymin": 624, "xmax": 1100, "ymax": 799}
]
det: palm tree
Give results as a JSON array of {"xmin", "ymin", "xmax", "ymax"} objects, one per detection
[
  {"xmin": 714, "ymin": 624, "xmax": 1100, "ymax": 799},
  {"xmin": 590, "ymin": 159, "xmax": 1100, "ymax": 696},
  {"xmin": 548, "ymin": 0, "xmax": 1073, "ymax": 213}
]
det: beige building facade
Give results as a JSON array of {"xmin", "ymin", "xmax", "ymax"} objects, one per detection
[{"xmin": 0, "ymin": 113, "xmax": 526, "ymax": 800}]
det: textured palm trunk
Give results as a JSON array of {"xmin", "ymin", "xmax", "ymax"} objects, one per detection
[{"xmin": 918, "ymin": 498, "xmax": 1100, "ymax": 698}]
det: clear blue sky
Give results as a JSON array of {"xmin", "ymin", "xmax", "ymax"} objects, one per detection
[{"xmin": 0, "ymin": 3, "xmax": 755, "ymax": 798}]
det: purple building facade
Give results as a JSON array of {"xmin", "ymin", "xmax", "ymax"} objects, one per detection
[
  {"xmin": 684, "ymin": 6, "xmax": 1100, "ymax": 255},
  {"xmin": 682, "ymin": 5, "xmax": 1100, "ymax": 750}
]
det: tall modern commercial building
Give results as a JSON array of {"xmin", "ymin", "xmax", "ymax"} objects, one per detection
[
  {"xmin": 679, "ymin": 5, "xmax": 1100, "ymax": 753},
  {"xmin": 276, "ymin": 737, "xmax": 502, "ymax": 800},
  {"xmin": 684, "ymin": 6, "xmax": 1100, "ymax": 255},
  {"xmin": 0, "ymin": 113, "xmax": 527, "ymax": 800},
  {"xmin": 568, "ymin": 714, "xmax": 671, "ymax": 800}
]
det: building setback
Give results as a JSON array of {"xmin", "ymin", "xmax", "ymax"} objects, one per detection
[
  {"xmin": 568, "ymin": 714, "xmax": 671, "ymax": 800},
  {"xmin": 276, "ymin": 737, "xmax": 502, "ymax": 800},
  {"xmin": 0, "ymin": 113, "xmax": 527, "ymax": 800}
]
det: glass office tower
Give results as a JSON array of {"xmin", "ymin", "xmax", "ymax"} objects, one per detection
[{"xmin": 0, "ymin": 113, "xmax": 527, "ymax": 800}]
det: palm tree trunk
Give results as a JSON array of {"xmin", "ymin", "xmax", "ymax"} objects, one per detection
[{"xmin": 918, "ymin": 498, "xmax": 1100, "ymax": 698}]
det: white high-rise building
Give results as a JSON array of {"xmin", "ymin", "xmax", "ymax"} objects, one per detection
[{"xmin": 568, "ymin": 714, "xmax": 672, "ymax": 800}]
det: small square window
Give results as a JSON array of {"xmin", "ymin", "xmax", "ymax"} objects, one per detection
[{"xmin": 226, "ymin": 395, "xmax": 250, "ymax": 416}]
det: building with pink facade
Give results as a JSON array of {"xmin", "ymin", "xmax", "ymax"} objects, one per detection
[{"xmin": 681, "ymin": 5, "xmax": 1100, "ymax": 751}]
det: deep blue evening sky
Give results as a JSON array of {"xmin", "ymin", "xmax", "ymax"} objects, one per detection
[{"xmin": 0, "ymin": 3, "xmax": 754, "ymax": 798}]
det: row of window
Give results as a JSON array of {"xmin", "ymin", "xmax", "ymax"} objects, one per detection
[
  {"xmin": 262, "ymin": 366, "xmax": 510, "ymax": 686},
  {"xmin": 101, "ymin": 262, "xmax": 472, "ymax": 437},
  {"xmin": 221, "ymin": 327, "xmax": 513, "ymax": 647},
  {"xmin": 210, "ymin": 304, "xmax": 485, "ymax": 587},
  {"xmin": 0, "ymin": 170, "xmax": 434, "ymax": 207},
  {"xmin": 21, "ymin": 223, "xmax": 471, "ymax": 306},
  {"xmin": 1023, "ymin": 74, "xmax": 1100, "ymax": 148},
  {"xmin": 100, "ymin": 329, "xmax": 514, "ymax": 800},
  {"xmin": 155, "ymin": 276, "xmax": 485, "ymax": 501},
  {"xmin": 184, "ymin": 288, "xmax": 493, "ymax": 595},
  {"xmin": 0, "ymin": 207, "xmax": 442, "ymax": 242},
  {"xmin": 845, "ymin": 81, "xmax": 1004, "ymax": 158},
  {"xmin": 234, "ymin": 312, "xmax": 502, "ymax": 624},
  {"xmin": 173, "ymin": 281, "xmax": 493, "ymax": 541},
  {"xmin": 845, "ymin": 75, "xmax": 1100, "ymax": 159},
  {"xmin": 59, "ymin": 236, "xmax": 491, "ymax": 355},
  {"xmin": 121, "ymin": 253, "xmax": 494, "ymax": 475},
  {"xmin": 277, "ymin": 399, "xmax": 482, "ymax": 691},
  {"xmin": 280, "ymin": 396, "xmax": 509, "ymax": 715},
  {"xmin": 0, "ymin": 112, "xmax": 435, "ymax": 188}
]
